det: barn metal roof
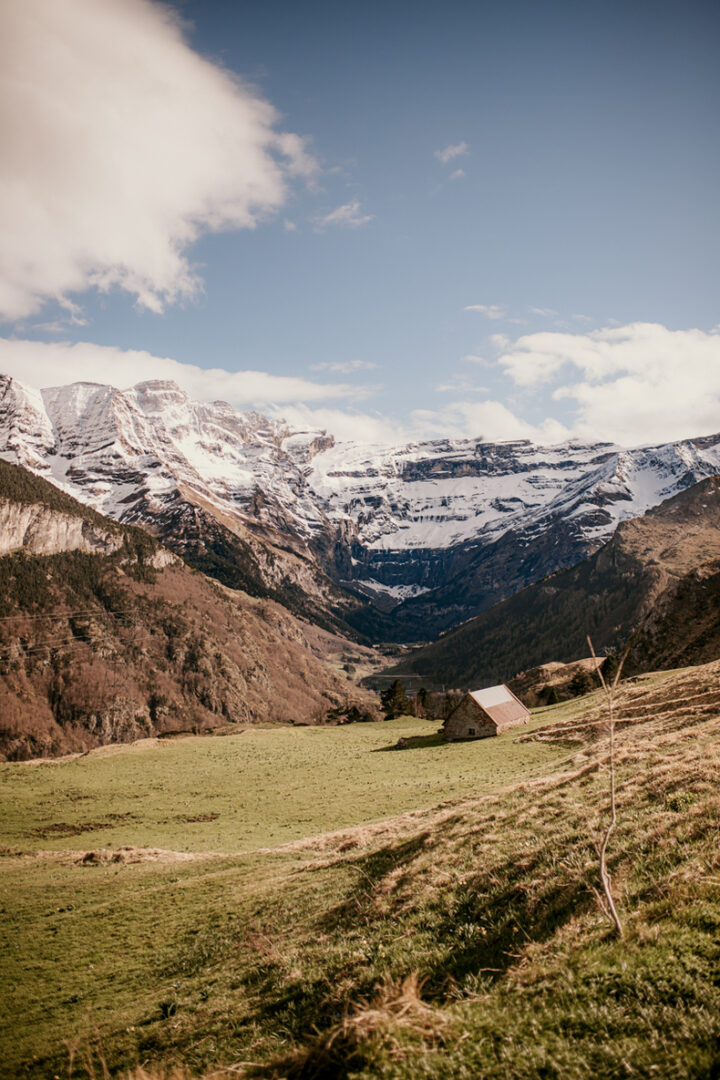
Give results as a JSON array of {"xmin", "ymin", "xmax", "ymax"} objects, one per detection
[
  {"xmin": 468, "ymin": 684, "xmax": 515, "ymax": 708},
  {"xmin": 467, "ymin": 684, "xmax": 529, "ymax": 728}
]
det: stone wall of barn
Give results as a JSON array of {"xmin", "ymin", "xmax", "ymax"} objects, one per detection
[{"xmin": 443, "ymin": 697, "xmax": 496, "ymax": 740}]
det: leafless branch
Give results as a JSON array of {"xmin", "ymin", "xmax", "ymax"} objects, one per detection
[{"xmin": 587, "ymin": 635, "xmax": 630, "ymax": 937}]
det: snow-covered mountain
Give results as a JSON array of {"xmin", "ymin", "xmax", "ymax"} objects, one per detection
[{"xmin": 2, "ymin": 372, "xmax": 719, "ymax": 640}]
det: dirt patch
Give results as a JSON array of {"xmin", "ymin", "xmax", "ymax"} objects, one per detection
[
  {"xmin": 30, "ymin": 812, "xmax": 133, "ymax": 839},
  {"xmin": 73, "ymin": 845, "xmax": 210, "ymax": 865},
  {"xmin": 173, "ymin": 812, "xmax": 220, "ymax": 823},
  {"xmin": 0, "ymin": 844, "xmax": 25, "ymax": 857},
  {"xmin": 2, "ymin": 845, "xmax": 226, "ymax": 866}
]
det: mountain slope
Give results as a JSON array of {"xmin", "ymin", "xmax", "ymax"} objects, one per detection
[
  {"xmin": 3, "ymin": 372, "xmax": 720, "ymax": 640},
  {"xmin": 383, "ymin": 475, "xmax": 720, "ymax": 689},
  {"xmin": 0, "ymin": 461, "xmax": 378, "ymax": 760},
  {"xmin": 0, "ymin": 374, "xmax": 384, "ymax": 640}
]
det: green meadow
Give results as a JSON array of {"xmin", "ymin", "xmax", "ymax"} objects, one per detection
[
  {"xmin": 4, "ymin": 680, "xmax": 718, "ymax": 1080},
  {"xmin": 0, "ymin": 710, "xmax": 573, "ymax": 1077},
  {"xmin": 0, "ymin": 711, "xmax": 572, "ymax": 855}
]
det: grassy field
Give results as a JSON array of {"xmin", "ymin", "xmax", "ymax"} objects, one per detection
[
  {"xmin": 0, "ymin": 710, "xmax": 574, "ymax": 855},
  {"xmin": 2, "ymin": 670, "xmax": 718, "ymax": 1080}
]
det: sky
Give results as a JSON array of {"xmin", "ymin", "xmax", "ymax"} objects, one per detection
[{"xmin": 0, "ymin": 0, "xmax": 719, "ymax": 447}]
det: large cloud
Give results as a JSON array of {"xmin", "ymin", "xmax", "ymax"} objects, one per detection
[
  {"xmin": 0, "ymin": 339, "xmax": 354, "ymax": 408},
  {"xmin": 0, "ymin": 0, "xmax": 316, "ymax": 320},
  {"xmin": 0, "ymin": 337, "xmax": 549, "ymax": 446},
  {"xmin": 497, "ymin": 323, "xmax": 720, "ymax": 445}
]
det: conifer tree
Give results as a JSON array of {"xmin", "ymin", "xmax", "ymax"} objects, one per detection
[{"xmin": 380, "ymin": 679, "xmax": 413, "ymax": 719}]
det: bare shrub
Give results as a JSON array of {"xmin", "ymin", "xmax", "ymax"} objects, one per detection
[{"xmin": 587, "ymin": 635, "xmax": 628, "ymax": 938}]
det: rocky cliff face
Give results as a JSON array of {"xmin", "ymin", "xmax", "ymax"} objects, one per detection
[
  {"xmin": 0, "ymin": 498, "xmax": 122, "ymax": 557},
  {"xmin": 2, "ymin": 372, "xmax": 720, "ymax": 640}
]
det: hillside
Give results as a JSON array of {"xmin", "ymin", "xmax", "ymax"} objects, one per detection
[
  {"xmin": 0, "ymin": 461, "xmax": 379, "ymax": 759},
  {"xmin": 3, "ymin": 373, "xmax": 720, "ymax": 641},
  {"xmin": 382, "ymin": 475, "xmax": 720, "ymax": 689},
  {"xmin": 1, "ymin": 659, "xmax": 719, "ymax": 1078}
]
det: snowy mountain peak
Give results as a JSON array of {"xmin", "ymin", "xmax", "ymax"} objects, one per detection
[{"xmin": 1, "ymin": 371, "xmax": 720, "ymax": 635}]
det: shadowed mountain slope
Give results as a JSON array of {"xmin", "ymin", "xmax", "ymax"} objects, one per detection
[{"xmin": 382, "ymin": 476, "xmax": 720, "ymax": 690}]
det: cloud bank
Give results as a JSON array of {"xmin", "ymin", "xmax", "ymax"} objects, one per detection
[
  {"xmin": 0, "ymin": 0, "xmax": 316, "ymax": 321},
  {"xmin": 497, "ymin": 322, "xmax": 720, "ymax": 445},
  {"xmin": 0, "ymin": 339, "xmax": 353, "ymax": 408},
  {"xmin": 1, "ymin": 323, "xmax": 717, "ymax": 448}
]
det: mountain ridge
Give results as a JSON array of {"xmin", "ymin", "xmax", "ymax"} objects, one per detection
[{"xmin": 2, "ymin": 371, "xmax": 720, "ymax": 640}]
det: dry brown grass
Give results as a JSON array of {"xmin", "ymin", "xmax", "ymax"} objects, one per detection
[{"xmin": 263, "ymin": 973, "xmax": 451, "ymax": 1079}]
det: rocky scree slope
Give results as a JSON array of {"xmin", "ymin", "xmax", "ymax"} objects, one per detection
[
  {"xmin": 2, "ymin": 373, "xmax": 720, "ymax": 640},
  {"xmin": 384, "ymin": 475, "xmax": 720, "ymax": 690},
  {"xmin": 0, "ymin": 461, "xmax": 378, "ymax": 760}
]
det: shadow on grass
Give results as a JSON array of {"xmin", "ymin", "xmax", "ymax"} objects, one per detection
[
  {"xmin": 323, "ymin": 820, "xmax": 598, "ymax": 1001},
  {"xmin": 247, "ymin": 825, "xmax": 600, "ymax": 1079},
  {"xmin": 372, "ymin": 732, "xmax": 447, "ymax": 752}
]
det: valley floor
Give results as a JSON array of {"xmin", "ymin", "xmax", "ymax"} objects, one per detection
[{"xmin": 1, "ymin": 666, "xmax": 719, "ymax": 1079}]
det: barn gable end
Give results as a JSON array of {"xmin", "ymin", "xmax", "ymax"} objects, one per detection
[{"xmin": 443, "ymin": 684, "xmax": 530, "ymax": 741}]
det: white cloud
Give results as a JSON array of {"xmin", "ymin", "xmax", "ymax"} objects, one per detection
[
  {"xmin": 309, "ymin": 360, "xmax": 379, "ymax": 374},
  {"xmin": 4, "ymin": 323, "xmax": 715, "ymax": 450},
  {"xmin": 434, "ymin": 141, "xmax": 469, "ymax": 165},
  {"xmin": 529, "ymin": 306, "xmax": 559, "ymax": 318},
  {"xmin": 0, "ymin": 336, "xmax": 567, "ymax": 447},
  {"xmin": 450, "ymin": 169, "xmax": 465, "ymax": 180},
  {"xmin": 313, "ymin": 200, "xmax": 373, "ymax": 230},
  {"xmin": 273, "ymin": 397, "xmax": 568, "ymax": 446},
  {"xmin": 434, "ymin": 378, "xmax": 490, "ymax": 394},
  {"xmin": 497, "ymin": 322, "xmax": 720, "ymax": 445},
  {"xmin": 283, "ymin": 220, "xmax": 297, "ymax": 232},
  {"xmin": 265, "ymin": 403, "xmax": 403, "ymax": 445},
  {"xmin": 0, "ymin": 0, "xmax": 317, "ymax": 321},
  {"xmin": 410, "ymin": 400, "xmax": 570, "ymax": 444},
  {"xmin": 0, "ymin": 338, "xmax": 357, "ymax": 407},
  {"xmin": 464, "ymin": 304, "xmax": 507, "ymax": 320}
]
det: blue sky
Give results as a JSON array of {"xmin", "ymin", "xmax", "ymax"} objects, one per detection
[{"xmin": 1, "ymin": 0, "xmax": 719, "ymax": 446}]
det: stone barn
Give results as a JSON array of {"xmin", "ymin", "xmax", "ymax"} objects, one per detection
[{"xmin": 442, "ymin": 684, "xmax": 530, "ymax": 741}]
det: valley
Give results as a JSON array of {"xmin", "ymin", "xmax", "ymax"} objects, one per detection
[
  {"xmin": 1, "ymin": 661, "xmax": 719, "ymax": 1079},
  {"xmin": 386, "ymin": 475, "xmax": 720, "ymax": 689},
  {"xmin": 2, "ymin": 374, "xmax": 720, "ymax": 1080},
  {"xmin": 2, "ymin": 4, "xmax": 716, "ymax": 1077}
]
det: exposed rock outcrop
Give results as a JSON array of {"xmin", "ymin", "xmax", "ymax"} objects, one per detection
[{"xmin": 0, "ymin": 499, "xmax": 122, "ymax": 557}]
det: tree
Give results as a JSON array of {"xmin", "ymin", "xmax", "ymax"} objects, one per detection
[
  {"xmin": 601, "ymin": 653, "xmax": 620, "ymax": 682},
  {"xmin": 569, "ymin": 667, "xmax": 595, "ymax": 697},
  {"xmin": 414, "ymin": 687, "xmax": 429, "ymax": 717},
  {"xmin": 380, "ymin": 679, "xmax": 413, "ymax": 719},
  {"xmin": 540, "ymin": 683, "xmax": 560, "ymax": 705}
]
